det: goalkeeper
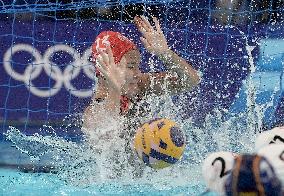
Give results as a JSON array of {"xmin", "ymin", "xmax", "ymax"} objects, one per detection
[
  {"xmin": 82, "ymin": 16, "xmax": 200, "ymax": 177},
  {"xmin": 83, "ymin": 15, "xmax": 200, "ymax": 130}
]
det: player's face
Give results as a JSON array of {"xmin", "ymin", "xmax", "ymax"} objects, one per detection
[{"xmin": 121, "ymin": 49, "xmax": 143, "ymax": 97}]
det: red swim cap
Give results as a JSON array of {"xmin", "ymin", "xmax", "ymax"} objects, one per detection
[{"xmin": 92, "ymin": 31, "xmax": 137, "ymax": 65}]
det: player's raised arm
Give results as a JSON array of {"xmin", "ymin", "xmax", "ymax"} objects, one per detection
[
  {"xmin": 82, "ymin": 45, "xmax": 125, "ymax": 131},
  {"xmin": 134, "ymin": 16, "xmax": 201, "ymax": 94}
]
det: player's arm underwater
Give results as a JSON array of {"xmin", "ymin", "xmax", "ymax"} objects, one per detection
[{"xmin": 134, "ymin": 16, "xmax": 201, "ymax": 95}]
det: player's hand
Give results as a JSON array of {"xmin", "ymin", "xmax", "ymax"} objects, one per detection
[
  {"xmin": 96, "ymin": 44, "xmax": 126, "ymax": 94},
  {"xmin": 134, "ymin": 15, "xmax": 170, "ymax": 56}
]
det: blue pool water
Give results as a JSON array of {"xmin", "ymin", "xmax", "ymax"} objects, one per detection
[{"xmin": 0, "ymin": 168, "xmax": 215, "ymax": 195}]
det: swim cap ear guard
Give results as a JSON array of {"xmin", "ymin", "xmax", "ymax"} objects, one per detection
[{"xmin": 224, "ymin": 154, "xmax": 282, "ymax": 196}]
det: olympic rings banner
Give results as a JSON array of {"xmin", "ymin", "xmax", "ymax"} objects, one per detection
[{"xmin": 3, "ymin": 44, "xmax": 95, "ymax": 98}]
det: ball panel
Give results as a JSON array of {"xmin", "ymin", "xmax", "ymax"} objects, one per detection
[
  {"xmin": 170, "ymin": 126, "xmax": 185, "ymax": 147},
  {"xmin": 159, "ymin": 139, "xmax": 168, "ymax": 150},
  {"xmin": 149, "ymin": 148, "xmax": 179, "ymax": 164},
  {"xmin": 142, "ymin": 152, "xmax": 150, "ymax": 166},
  {"xmin": 158, "ymin": 125, "xmax": 185, "ymax": 158}
]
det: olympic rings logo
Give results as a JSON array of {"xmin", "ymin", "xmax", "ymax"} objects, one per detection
[{"xmin": 3, "ymin": 44, "xmax": 96, "ymax": 98}]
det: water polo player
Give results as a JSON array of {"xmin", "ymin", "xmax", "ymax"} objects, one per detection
[
  {"xmin": 83, "ymin": 15, "xmax": 200, "ymax": 129},
  {"xmin": 81, "ymin": 16, "xmax": 200, "ymax": 177}
]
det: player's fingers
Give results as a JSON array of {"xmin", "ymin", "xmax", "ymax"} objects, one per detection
[
  {"xmin": 96, "ymin": 63, "xmax": 108, "ymax": 79},
  {"xmin": 96, "ymin": 59, "xmax": 117, "ymax": 88},
  {"xmin": 98, "ymin": 49, "xmax": 110, "ymax": 66},
  {"xmin": 135, "ymin": 15, "xmax": 151, "ymax": 32},
  {"xmin": 134, "ymin": 16, "xmax": 143, "ymax": 27},
  {"xmin": 141, "ymin": 32, "xmax": 152, "ymax": 44},
  {"xmin": 140, "ymin": 20, "xmax": 152, "ymax": 32},
  {"xmin": 153, "ymin": 17, "xmax": 162, "ymax": 33},
  {"xmin": 134, "ymin": 16, "xmax": 148, "ymax": 32},
  {"xmin": 141, "ymin": 15, "xmax": 154, "ymax": 31},
  {"xmin": 140, "ymin": 37, "xmax": 153, "ymax": 53},
  {"xmin": 105, "ymin": 45, "xmax": 115, "ymax": 65},
  {"xmin": 117, "ymin": 56, "xmax": 126, "ymax": 69},
  {"xmin": 96, "ymin": 57, "xmax": 121, "ymax": 92},
  {"xmin": 135, "ymin": 20, "xmax": 150, "ymax": 38},
  {"xmin": 96, "ymin": 56, "xmax": 109, "ymax": 73}
]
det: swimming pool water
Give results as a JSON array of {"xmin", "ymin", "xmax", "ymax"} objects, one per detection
[{"xmin": 0, "ymin": 168, "xmax": 216, "ymax": 195}]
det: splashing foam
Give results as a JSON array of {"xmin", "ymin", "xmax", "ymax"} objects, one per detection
[{"xmin": 4, "ymin": 102, "xmax": 201, "ymax": 189}]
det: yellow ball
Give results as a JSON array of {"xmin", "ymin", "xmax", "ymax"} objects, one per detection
[{"xmin": 134, "ymin": 118, "xmax": 186, "ymax": 169}]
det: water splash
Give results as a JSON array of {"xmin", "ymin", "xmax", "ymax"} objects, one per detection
[{"xmin": 4, "ymin": 91, "xmax": 205, "ymax": 188}]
